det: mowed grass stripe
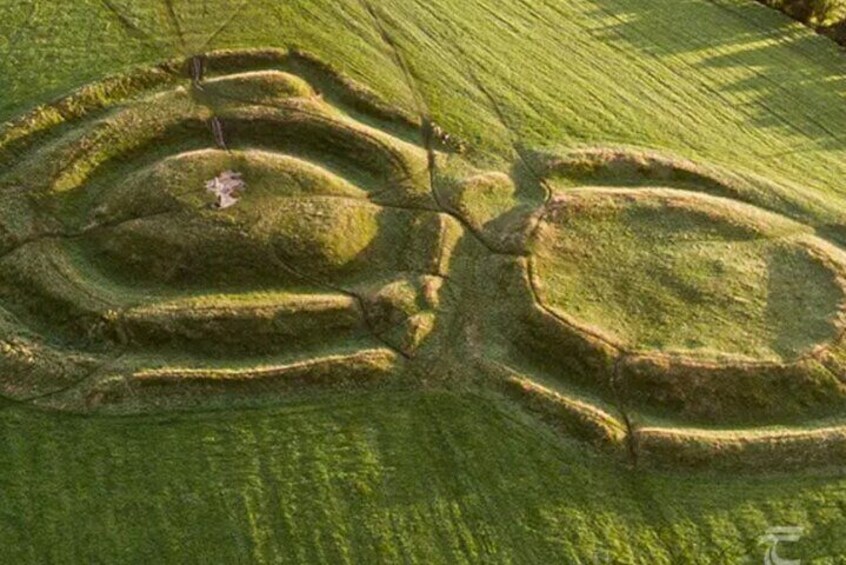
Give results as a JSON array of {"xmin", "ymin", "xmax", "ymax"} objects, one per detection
[
  {"xmin": 3, "ymin": 0, "xmax": 844, "ymax": 203},
  {"xmin": 4, "ymin": 390, "xmax": 846, "ymax": 560},
  {"xmin": 367, "ymin": 0, "xmax": 846, "ymax": 201},
  {"xmin": 2, "ymin": 0, "xmax": 846, "ymax": 561}
]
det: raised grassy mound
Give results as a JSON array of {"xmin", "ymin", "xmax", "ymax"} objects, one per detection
[
  {"xmin": 531, "ymin": 188, "xmax": 845, "ymax": 362},
  {"xmin": 5, "ymin": 49, "xmax": 846, "ymax": 470},
  {"xmin": 466, "ymin": 148, "xmax": 846, "ymax": 470},
  {"xmin": 0, "ymin": 49, "xmax": 463, "ymax": 410}
]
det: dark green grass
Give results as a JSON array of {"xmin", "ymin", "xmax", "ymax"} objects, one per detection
[
  {"xmin": 1, "ymin": 391, "xmax": 845, "ymax": 563},
  {"xmin": 3, "ymin": 0, "xmax": 846, "ymax": 561}
]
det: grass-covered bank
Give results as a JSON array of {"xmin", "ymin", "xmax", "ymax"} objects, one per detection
[
  {"xmin": 2, "ymin": 0, "xmax": 846, "ymax": 202},
  {"xmin": 2, "ymin": 0, "xmax": 846, "ymax": 561}
]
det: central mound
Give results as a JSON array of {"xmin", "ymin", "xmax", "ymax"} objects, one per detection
[
  {"xmin": 531, "ymin": 188, "xmax": 846, "ymax": 362},
  {"xmin": 84, "ymin": 148, "xmax": 387, "ymax": 286},
  {"xmin": 0, "ymin": 51, "xmax": 466, "ymax": 409}
]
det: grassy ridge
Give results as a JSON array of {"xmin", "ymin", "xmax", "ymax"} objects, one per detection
[
  {"xmin": 1, "ymin": 391, "xmax": 846, "ymax": 563},
  {"xmin": 2, "ymin": 0, "xmax": 846, "ymax": 561},
  {"xmin": 3, "ymin": 1, "xmax": 845, "ymax": 198}
]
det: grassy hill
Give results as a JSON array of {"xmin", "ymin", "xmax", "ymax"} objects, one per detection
[{"xmin": 2, "ymin": 0, "xmax": 846, "ymax": 562}]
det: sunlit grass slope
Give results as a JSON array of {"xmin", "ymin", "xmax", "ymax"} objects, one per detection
[
  {"xmin": 1, "ymin": 0, "xmax": 846, "ymax": 562},
  {"xmin": 2, "ymin": 0, "xmax": 844, "ymax": 197}
]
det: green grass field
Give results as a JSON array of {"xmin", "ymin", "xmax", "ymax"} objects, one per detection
[
  {"xmin": 531, "ymin": 188, "xmax": 843, "ymax": 361},
  {"xmin": 5, "ymin": 391, "xmax": 846, "ymax": 563},
  {"xmin": 3, "ymin": 0, "xmax": 846, "ymax": 562}
]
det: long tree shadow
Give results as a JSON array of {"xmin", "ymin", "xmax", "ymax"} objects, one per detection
[{"xmin": 584, "ymin": 0, "xmax": 846, "ymax": 151}]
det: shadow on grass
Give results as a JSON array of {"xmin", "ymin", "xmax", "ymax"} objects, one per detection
[{"xmin": 585, "ymin": 0, "xmax": 846, "ymax": 151}]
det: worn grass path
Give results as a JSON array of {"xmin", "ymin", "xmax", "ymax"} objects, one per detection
[{"xmin": 2, "ymin": 0, "xmax": 846, "ymax": 562}]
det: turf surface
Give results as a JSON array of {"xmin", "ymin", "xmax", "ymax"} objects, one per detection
[
  {"xmin": 532, "ymin": 188, "xmax": 843, "ymax": 361},
  {"xmin": 2, "ymin": 0, "xmax": 846, "ymax": 562},
  {"xmin": 3, "ymin": 391, "xmax": 846, "ymax": 563}
]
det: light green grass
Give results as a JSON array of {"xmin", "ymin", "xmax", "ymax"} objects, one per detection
[
  {"xmin": 3, "ymin": 0, "xmax": 846, "ymax": 561},
  {"xmin": 532, "ymin": 189, "xmax": 844, "ymax": 361},
  {"xmin": 2, "ymin": 391, "xmax": 846, "ymax": 563}
]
